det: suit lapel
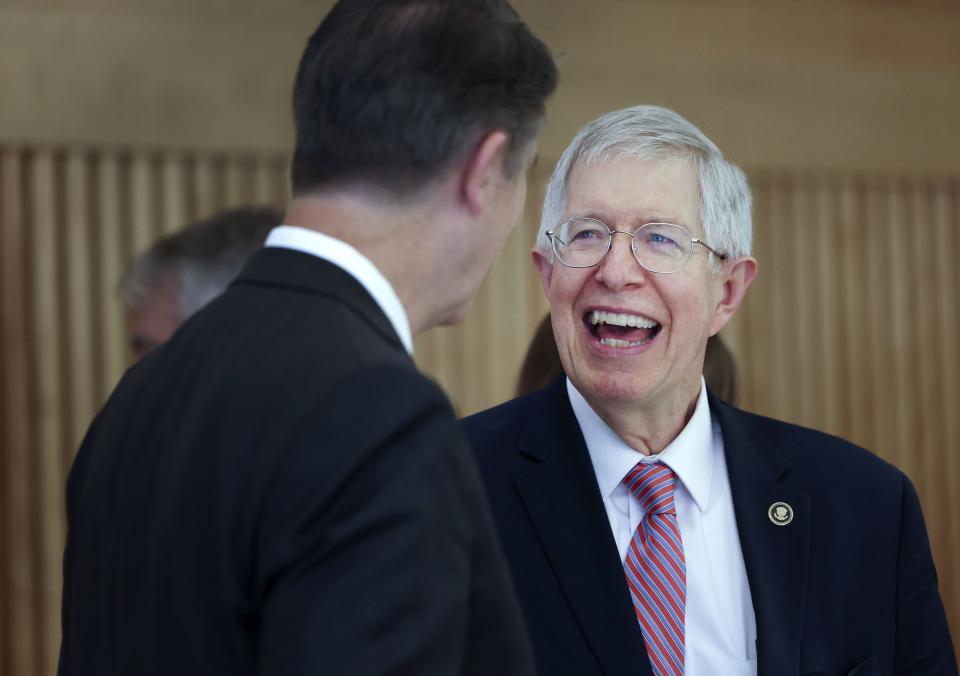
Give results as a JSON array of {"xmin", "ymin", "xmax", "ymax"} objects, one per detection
[
  {"xmin": 234, "ymin": 247, "xmax": 408, "ymax": 355},
  {"xmin": 515, "ymin": 378, "xmax": 652, "ymax": 676},
  {"xmin": 712, "ymin": 396, "xmax": 811, "ymax": 676}
]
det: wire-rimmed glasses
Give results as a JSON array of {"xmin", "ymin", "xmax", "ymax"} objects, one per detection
[{"xmin": 546, "ymin": 217, "xmax": 726, "ymax": 274}]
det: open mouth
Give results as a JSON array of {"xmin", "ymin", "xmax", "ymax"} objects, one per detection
[{"xmin": 586, "ymin": 310, "xmax": 661, "ymax": 348}]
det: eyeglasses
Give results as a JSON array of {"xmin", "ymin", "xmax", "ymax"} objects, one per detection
[{"xmin": 546, "ymin": 218, "xmax": 727, "ymax": 274}]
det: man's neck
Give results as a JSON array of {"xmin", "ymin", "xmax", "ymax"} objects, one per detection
[
  {"xmin": 284, "ymin": 192, "xmax": 443, "ymax": 335},
  {"xmin": 580, "ymin": 380, "xmax": 702, "ymax": 456}
]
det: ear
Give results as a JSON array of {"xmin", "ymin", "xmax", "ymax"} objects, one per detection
[
  {"xmin": 460, "ymin": 130, "xmax": 511, "ymax": 216},
  {"xmin": 531, "ymin": 247, "xmax": 554, "ymax": 296},
  {"xmin": 709, "ymin": 256, "xmax": 758, "ymax": 335}
]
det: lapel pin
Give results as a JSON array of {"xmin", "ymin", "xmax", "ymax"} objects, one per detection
[{"xmin": 768, "ymin": 501, "xmax": 794, "ymax": 526}]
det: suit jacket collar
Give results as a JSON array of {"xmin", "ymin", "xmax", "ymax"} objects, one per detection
[
  {"xmin": 516, "ymin": 376, "xmax": 653, "ymax": 676},
  {"xmin": 709, "ymin": 393, "xmax": 811, "ymax": 675},
  {"xmin": 234, "ymin": 247, "xmax": 408, "ymax": 356},
  {"xmin": 515, "ymin": 379, "xmax": 811, "ymax": 676}
]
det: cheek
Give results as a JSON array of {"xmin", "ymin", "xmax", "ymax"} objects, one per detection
[{"xmin": 546, "ymin": 268, "xmax": 587, "ymax": 305}]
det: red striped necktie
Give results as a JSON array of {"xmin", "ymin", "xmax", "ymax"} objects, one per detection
[{"xmin": 623, "ymin": 462, "xmax": 686, "ymax": 676}]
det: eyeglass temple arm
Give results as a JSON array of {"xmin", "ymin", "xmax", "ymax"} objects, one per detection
[{"xmin": 692, "ymin": 238, "xmax": 727, "ymax": 260}]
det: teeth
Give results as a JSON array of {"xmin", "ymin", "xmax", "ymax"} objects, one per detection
[
  {"xmin": 600, "ymin": 337, "xmax": 648, "ymax": 348},
  {"xmin": 589, "ymin": 310, "xmax": 658, "ymax": 328}
]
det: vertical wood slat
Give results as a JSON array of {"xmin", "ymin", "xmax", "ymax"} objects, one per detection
[
  {"xmin": 0, "ymin": 146, "xmax": 10, "ymax": 676},
  {"xmin": 837, "ymin": 178, "xmax": 870, "ymax": 450},
  {"xmin": 254, "ymin": 161, "xmax": 276, "ymax": 206},
  {"xmin": 736, "ymin": 172, "xmax": 771, "ymax": 410},
  {"xmin": 933, "ymin": 182, "xmax": 960, "ymax": 624},
  {"xmin": 765, "ymin": 176, "xmax": 795, "ymax": 417},
  {"xmin": 1, "ymin": 147, "xmax": 37, "ymax": 676},
  {"xmin": 192, "ymin": 156, "xmax": 217, "ymax": 220},
  {"xmin": 883, "ymin": 180, "xmax": 912, "ymax": 472},
  {"xmin": 65, "ymin": 152, "xmax": 97, "ymax": 452},
  {"xmin": 813, "ymin": 176, "xmax": 841, "ymax": 435},
  {"xmin": 789, "ymin": 176, "xmax": 816, "ymax": 428},
  {"xmin": 908, "ymin": 181, "xmax": 941, "ymax": 567},
  {"xmin": 29, "ymin": 149, "xmax": 64, "ymax": 676},
  {"xmin": 223, "ymin": 159, "xmax": 248, "ymax": 207},
  {"xmin": 161, "ymin": 155, "xmax": 187, "ymax": 236},
  {"xmin": 129, "ymin": 153, "xmax": 156, "ymax": 257},
  {"xmin": 97, "ymin": 154, "xmax": 128, "ymax": 392}
]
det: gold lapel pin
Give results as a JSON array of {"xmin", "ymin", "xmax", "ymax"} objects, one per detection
[{"xmin": 768, "ymin": 501, "xmax": 794, "ymax": 526}]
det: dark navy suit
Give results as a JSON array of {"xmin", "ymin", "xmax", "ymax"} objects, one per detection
[
  {"xmin": 60, "ymin": 248, "xmax": 536, "ymax": 676},
  {"xmin": 463, "ymin": 375, "xmax": 957, "ymax": 676}
]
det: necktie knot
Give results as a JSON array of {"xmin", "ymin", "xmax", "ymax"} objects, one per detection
[{"xmin": 624, "ymin": 462, "xmax": 678, "ymax": 516}]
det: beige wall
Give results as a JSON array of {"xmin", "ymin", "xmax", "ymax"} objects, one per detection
[
  {"xmin": 2, "ymin": 1, "xmax": 959, "ymax": 673},
  {"xmin": 4, "ymin": 0, "xmax": 960, "ymax": 172}
]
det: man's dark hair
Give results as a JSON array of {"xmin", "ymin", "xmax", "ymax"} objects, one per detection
[{"xmin": 291, "ymin": 0, "xmax": 557, "ymax": 197}]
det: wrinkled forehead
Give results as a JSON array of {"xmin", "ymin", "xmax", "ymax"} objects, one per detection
[{"xmin": 563, "ymin": 154, "xmax": 702, "ymax": 232}]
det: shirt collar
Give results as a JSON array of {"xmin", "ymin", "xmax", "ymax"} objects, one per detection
[
  {"xmin": 567, "ymin": 377, "xmax": 715, "ymax": 513},
  {"xmin": 264, "ymin": 225, "xmax": 413, "ymax": 355}
]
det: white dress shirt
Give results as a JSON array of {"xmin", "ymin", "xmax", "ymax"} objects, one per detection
[
  {"xmin": 264, "ymin": 225, "xmax": 414, "ymax": 355},
  {"xmin": 568, "ymin": 378, "xmax": 758, "ymax": 675}
]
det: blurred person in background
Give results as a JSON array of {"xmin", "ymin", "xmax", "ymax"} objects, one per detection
[
  {"xmin": 516, "ymin": 313, "xmax": 739, "ymax": 405},
  {"xmin": 118, "ymin": 206, "xmax": 281, "ymax": 361},
  {"xmin": 464, "ymin": 105, "xmax": 956, "ymax": 675},
  {"xmin": 59, "ymin": 0, "xmax": 556, "ymax": 674}
]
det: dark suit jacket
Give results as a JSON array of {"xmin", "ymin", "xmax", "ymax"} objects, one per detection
[
  {"xmin": 60, "ymin": 247, "xmax": 536, "ymax": 676},
  {"xmin": 462, "ymin": 376, "xmax": 957, "ymax": 676}
]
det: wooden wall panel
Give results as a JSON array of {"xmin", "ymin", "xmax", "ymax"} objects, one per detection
[
  {"xmin": 4, "ymin": 0, "xmax": 960, "ymax": 176},
  {"xmin": 0, "ymin": 147, "xmax": 38, "ymax": 676},
  {"xmin": 740, "ymin": 173, "xmax": 960, "ymax": 638},
  {"xmin": 1, "ymin": 149, "xmax": 957, "ymax": 671},
  {"xmin": 0, "ymin": 144, "xmax": 289, "ymax": 675},
  {"xmin": 97, "ymin": 153, "xmax": 129, "ymax": 391}
]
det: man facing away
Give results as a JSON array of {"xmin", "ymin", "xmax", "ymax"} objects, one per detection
[
  {"xmin": 463, "ymin": 105, "xmax": 957, "ymax": 675},
  {"xmin": 119, "ymin": 206, "xmax": 281, "ymax": 362},
  {"xmin": 59, "ymin": 1, "xmax": 556, "ymax": 674}
]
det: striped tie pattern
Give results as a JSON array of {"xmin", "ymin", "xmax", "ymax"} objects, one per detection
[{"xmin": 623, "ymin": 462, "xmax": 686, "ymax": 676}]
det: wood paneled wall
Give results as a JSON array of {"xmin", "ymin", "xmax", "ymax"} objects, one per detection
[
  {"xmin": 0, "ymin": 145, "xmax": 289, "ymax": 676},
  {"xmin": 1, "ymin": 149, "xmax": 957, "ymax": 673},
  {"xmin": 735, "ymin": 172, "xmax": 960, "ymax": 638}
]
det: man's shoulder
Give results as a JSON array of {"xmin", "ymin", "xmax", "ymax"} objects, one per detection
[
  {"xmin": 462, "ymin": 388, "xmax": 544, "ymax": 445},
  {"xmin": 718, "ymin": 402, "xmax": 905, "ymax": 488}
]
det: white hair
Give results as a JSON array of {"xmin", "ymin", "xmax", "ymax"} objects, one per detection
[{"xmin": 537, "ymin": 105, "xmax": 752, "ymax": 269}]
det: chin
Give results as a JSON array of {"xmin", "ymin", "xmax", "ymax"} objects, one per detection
[
  {"xmin": 569, "ymin": 365, "xmax": 652, "ymax": 407},
  {"xmin": 439, "ymin": 299, "xmax": 474, "ymax": 327}
]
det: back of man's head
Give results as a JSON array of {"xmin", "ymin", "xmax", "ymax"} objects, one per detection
[
  {"xmin": 291, "ymin": 0, "xmax": 557, "ymax": 199},
  {"xmin": 119, "ymin": 206, "xmax": 282, "ymax": 360}
]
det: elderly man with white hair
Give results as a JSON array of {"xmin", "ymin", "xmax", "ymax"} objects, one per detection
[{"xmin": 463, "ymin": 105, "xmax": 956, "ymax": 676}]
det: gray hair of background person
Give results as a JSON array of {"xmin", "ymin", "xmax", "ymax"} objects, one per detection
[
  {"xmin": 118, "ymin": 206, "xmax": 282, "ymax": 319},
  {"xmin": 537, "ymin": 105, "xmax": 752, "ymax": 270}
]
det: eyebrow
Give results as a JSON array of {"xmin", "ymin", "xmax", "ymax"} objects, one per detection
[{"xmin": 572, "ymin": 211, "xmax": 690, "ymax": 229}]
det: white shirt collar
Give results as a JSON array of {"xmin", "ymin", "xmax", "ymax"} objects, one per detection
[
  {"xmin": 264, "ymin": 225, "xmax": 414, "ymax": 355},
  {"xmin": 567, "ymin": 377, "xmax": 715, "ymax": 513}
]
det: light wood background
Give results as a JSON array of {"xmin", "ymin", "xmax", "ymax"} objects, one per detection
[{"xmin": 2, "ymin": 1, "xmax": 959, "ymax": 673}]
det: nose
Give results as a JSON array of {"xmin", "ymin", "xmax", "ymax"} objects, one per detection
[{"xmin": 593, "ymin": 231, "xmax": 648, "ymax": 291}]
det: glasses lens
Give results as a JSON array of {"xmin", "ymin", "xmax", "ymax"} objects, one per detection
[
  {"xmin": 632, "ymin": 223, "xmax": 692, "ymax": 273},
  {"xmin": 553, "ymin": 219, "xmax": 610, "ymax": 267}
]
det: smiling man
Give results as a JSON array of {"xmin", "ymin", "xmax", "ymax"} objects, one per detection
[{"xmin": 463, "ymin": 106, "xmax": 956, "ymax": 676}]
